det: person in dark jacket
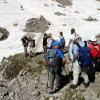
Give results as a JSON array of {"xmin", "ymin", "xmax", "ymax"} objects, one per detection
[
  {"xmin": 59, "ymin": 32, "xmax": 65, "ymax": 50},
  {"xmin": 45, "ymin": 41, "xmax": 66, "ymax": 94},
  {"xmin": 43, "ymin": 33, "xmax": 47, "ymax": 53},
  {"xmin": 21, "ymin": 36, "xmax": 29, "ymax": 56}
]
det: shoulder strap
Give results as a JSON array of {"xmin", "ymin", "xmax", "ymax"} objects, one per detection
[
  {"xmin": 74, "ymin": 42, "xmax": 81, "ymax": 48},
  {"xmin": 84, "ymin": 41, "xmax": 87, "ymax": 47}
]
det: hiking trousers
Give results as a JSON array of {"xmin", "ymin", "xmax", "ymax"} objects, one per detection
[
  {"xmin": 48, "ymin": 67, "xmax": 61, "ymax": 91},
  {"xmin": 72, "ymin": 60, "xmax": 89, "ymax": 85},
  {"xmin": 68, "ymin": 42, "xmax": 74, "ymax": 60},
  {"xmin": 24, "ymin": 46, "xmax": 28, "ymax": 54},
  {"xmin": 72, "ymin": 60, "xmax": 81, "ymax": 85},
  {"xmin": 43, "ymin": 46, "xmax": 47, "ymax": 53},
  {"xmin": 81, "ymin": 67, "xmax": 89, "ymax": 84}
]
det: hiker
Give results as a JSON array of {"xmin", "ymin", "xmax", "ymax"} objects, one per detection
[
  {"xmin": 88, "ymin": 35, "xmax": 100, "ymax": 72},
  {"xmin": 28, "ymin": 38, "xmax": 35, "ymax": 57},
  {"xmin": 43, "ymin": 33, "xmax": 47, "ymax": 53},
  {"xmin": 21, "ymin": 36, "xmax": 29, "ymax": 56},
  {"xmin": 68, "ymin": 28, "xmax": 79, "ymax": 61},
  {"xmin": 47, "ymin": 33, "xmax": 54, "ymax": 50},
  {"xmin": 20, "ymin": 5, "xmax": 24, "ymax": 10},
  {"xmin": 59, "ymin": 32, "xmax": 65, "ymax": 50},
  {"xmin": 44, "ymin": 41, "xmax": 66, "ymax": 94},
  {"xmin": 69, "ymin": 36, "xmax": 92, "ymax": 88}
]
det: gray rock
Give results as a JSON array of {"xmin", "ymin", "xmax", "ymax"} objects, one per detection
[
  {"xmin": 24, "ymin": 15, "xmax": 50, "ymax": 33},
  {"xmin": 0, "ymin": 86, "xmax": 9, "ymax": 98},
  {"xmin": 32, "ymin": 90, "xmax": 41, "ymax": 97},
  {"xmin": 9, "ymin": 91, "xmax": 15, "ymax": 99},
  {"xmin": 84, "ymin": 16, "xmax": 98, "ymax": 21},
  {"xmin": 54, "ymin": 12, "xmax": 66, "ymax": 16},
  {"xmin": 0, "ymin": 27, "xmax": 9, "ymax": 41},
  {"xmin": 53, "ymin": 0, "xmax": 72, "ymax": 7}
]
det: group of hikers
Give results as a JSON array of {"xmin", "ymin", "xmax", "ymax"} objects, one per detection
[
  {"xmin": 21, "ymin": 36, "xmax": 35, "ymax": 57},
  {"xmin": 21, "ymin": 28, "xmax": 100, "ymax": 94}
]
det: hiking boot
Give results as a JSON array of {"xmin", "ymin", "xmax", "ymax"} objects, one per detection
[
  {"xmin": 83, "ymin": 83, "xmax": 89, "ymax": 88},
  {"xmin": 54, "ymin": 87, "xmax": 60, "ymax": 93},
  {"xmin": 48, "ymin": 88, "xmax": 53, "ymax": 94},
  {"xmin": 48, "ymin": 90, "xmax": 53, "ymax": 94},
  {"xmin": 70, "ymin": 84, "xmax": 77, "ymax": 89}
]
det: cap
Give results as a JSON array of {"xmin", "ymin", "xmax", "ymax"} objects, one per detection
[{"xmin": 89, "ymin": 35, "xmax": 97, "ymax": 41}]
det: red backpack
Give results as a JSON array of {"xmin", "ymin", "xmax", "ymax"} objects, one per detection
[{"xmin": 89, "ymin": 43, "xmax": 100, "ymax": 59}]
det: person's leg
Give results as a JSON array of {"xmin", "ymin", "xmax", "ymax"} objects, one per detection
[
  {"xmin": 43, "ymin": 46, "xmax": 47, "ymax": 53},
  {"xmin": 56, "ymin": 72, "xmax": 61, "ymax": 90},
  {"xmin": 88, "ymin": 64, "xmax": 95, "ymax": 82},
  {"xmin": 68, "ymin": 42, "xmax": 74, "ymax": 60},
  {"xmin": 48, "ymin": 68, "xmax": 56, "ymax": 93},
  {"xmin": 24, "ymin": 46, "xmax": 28, "ymax": 56},
  {"xmin": 81, "ymin": 67, "xmax": 89, "ymax": 84},
  {"xmin": 72, "ymin": 60, "xmax": 81, "ymax": 85}
]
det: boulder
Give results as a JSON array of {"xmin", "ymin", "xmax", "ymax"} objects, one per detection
[
  {"xmin": 0, "ymin": 27, "xmax": 9, "ymax": 41},
  {"xmin": 24, "ymin": 15, "xmax": 50, "ymax": 33}
]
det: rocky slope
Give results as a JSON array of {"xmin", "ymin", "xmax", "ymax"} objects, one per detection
[
  {"xmin": 0, "ymin": 27, "xmax": 9, "ymax": 41},
  {"xmin": 0, "ymin": 52, "xmax": 100, "ymax": 100}
]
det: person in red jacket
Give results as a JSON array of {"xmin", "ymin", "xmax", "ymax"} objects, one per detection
[{"xmin": 88, "ymin": 35, "xmax": 100, "ymax": 72}]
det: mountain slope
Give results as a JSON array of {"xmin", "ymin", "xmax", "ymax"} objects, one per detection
[{"xmin": 0, "ymin": 0, "xmax": 100, "ymax": 61}]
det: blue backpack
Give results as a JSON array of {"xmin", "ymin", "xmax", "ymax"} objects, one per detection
[
  {"xmin": 59, "ymin": 37, "xmax": 65, "ymax": 49},
  {"xmin": 44, "ymin": 49, "xmax": 59, "ymax": 67},
  {"xmin": 75, "ymin": 41, "xmax": 92, "ymax": 66}
]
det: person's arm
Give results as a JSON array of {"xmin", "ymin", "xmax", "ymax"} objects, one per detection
[
  {"xmin": 47, "ymin": 39, "xmax": 52, "ymax": 49},
  {"xmin": 68, "ymin": 34, "xmax": 75, "ymax": 48},
  {"xmin": 68, "ymin": 39, "xmax": 73, "ymax": 48},
  {"xmin": 58, "ymin": 50, "xmax": 66, "ymax": 65},
  {"xmin": 72, "ymin": 44, "xmax": 79, "ymax": 62},
  {"xmin": 62, "ymin": 57, "xmax": 66, "ymax": 65}
]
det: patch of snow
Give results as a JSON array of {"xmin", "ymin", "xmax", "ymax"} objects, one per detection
[{"xmin": 0, "ymin": 0, "xmax": 100, "ymax": 61}]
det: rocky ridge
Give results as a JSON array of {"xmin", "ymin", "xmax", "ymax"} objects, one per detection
[{"xmin": 0, "ymin": 52, "xmax": 100, "ymax": 100}]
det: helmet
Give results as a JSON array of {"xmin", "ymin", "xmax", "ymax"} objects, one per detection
[{"xmin": 89, "ymin": 35, "xmax": 97, "ymax": 41}]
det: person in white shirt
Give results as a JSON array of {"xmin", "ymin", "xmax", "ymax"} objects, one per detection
[
  {"xmin": 47, "ymin": 33, "xmax": 53, "ymax": 49},
  {"xmin": 68, "ymin": 28, "xmax": 79, "ymax": 61}
]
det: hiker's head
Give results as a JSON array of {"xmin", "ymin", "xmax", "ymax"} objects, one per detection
[
  {"xmin": 28, "ymin": 37, "xmax": 32, "ymax": 41},
  {"xmin": 71, "ymin": 28, "xmax": 75, "ymax": 34},
  {"xmin": 75, "ymin": 35, "xmax": 82, "ymax": 42},
  {"xmin": 21, "ymin": 36, "xmax": 28, "ymax": 42},
  {"xmin": 44, "ymin": 33, "xmax": 47, "ymax": 38},
  {"xmin": 59, "ymin": 32, "xmax": 63, "ymax": 36},
  {"xmin": 23, "ymin": 36, "xmax": 28, "ymax": 40},
  {"xmin": 52, "ymin": 41, "xmax": 60, "ymax": 49},
  {"xmin": 47, "ymin": 33, "xmax": 52, "ymax": 38},
  {"xmin": 89, "ymin": 35, "xmax": 97, "ymax": 44}
]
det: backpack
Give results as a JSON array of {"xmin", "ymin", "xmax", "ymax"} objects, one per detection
[
  {"xmin": 75, "ymin": 41, "xmax": 92, "ymax": 66},
  {"xmin": 44, "ymin": 49, "xmax": 59, "ymax": 67},
  {"xmin": 89, "ymin": 43, "xmax": 100, "ymax": 60},
  {"xmin": 59, "ymin": 37, "xmax": 65, "ymax": 49}
]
